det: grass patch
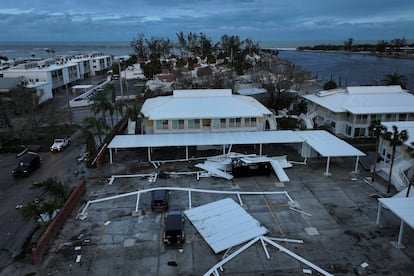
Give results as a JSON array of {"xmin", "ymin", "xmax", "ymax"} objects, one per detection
[{"xmin": 0, "ymin": 124, "xmax": 80, "ymax": 153}]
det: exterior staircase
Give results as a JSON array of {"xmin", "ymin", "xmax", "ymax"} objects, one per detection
[{"xmin": 376, "ymin": 159, "xmax": 413, "ymax": 191}]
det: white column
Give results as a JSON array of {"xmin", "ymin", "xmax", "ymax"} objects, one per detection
[
  {"xmin": 324, "ymin": 156, "xmax": 332, "ymax": 176},
  {"xmin": 353, "ymin": 156, "xmax": 360, "ymax": 173},
  {"xmin": 109, "ymin": 148, "xmax": 113, "ymax": 164},
  {"xmin": 147, "ymin": 147, "xmax": 151, "ymax": 162},
  {"xmin": 376, "ymin": 202, "xmax": 382, "ymax": 225},
  {"xmin": 397, "ymin": 220, "xmax": 405, "ymax": 246}
]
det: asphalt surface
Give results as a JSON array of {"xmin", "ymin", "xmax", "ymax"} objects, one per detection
[
  {"xmin": 0, "ymin": 136, "xmax": 88, "ymax": 269},
  {"xmin": 1, "ymin": 148, "xmax": 413, "ymax": 275}
]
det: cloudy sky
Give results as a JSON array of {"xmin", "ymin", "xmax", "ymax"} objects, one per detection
[{"xmin": 0, "ymin": 0, "xmax": 413, "ymax": 42}]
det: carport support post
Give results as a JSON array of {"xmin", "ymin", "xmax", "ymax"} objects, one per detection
[
  {"xmin": 324, "ymin": 156, "xmax": 331, "ymax": 176},
  {"xmin": 185, "ymin": 146, "xmax": 189, "ymax": 160},
  {"xmin": 147, "ymin": 147, "xmax": 151, "ymax": 162},
  {"xmin": 135, "ymin": 192, "xmax": 140, "ymax": 213},
  {"xmin": 109, "ymin": 148, "xmax": 113, "ymax": 164},
  {"xmin": 353, "ymin": 156, "xmax": 360, "ymax": 173},
  {"xmin": 259, "ymin": 144, "xmax": 263, "ymax": 155},
  {"xmin": 397, "ymin": 220, "xmax": 405, "ymax": 247},
  {"xmin": 376, "ymin": 202, "xmax": 382, "ymax": 225}
]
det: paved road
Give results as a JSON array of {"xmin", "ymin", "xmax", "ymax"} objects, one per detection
[{"xmin": 0, "ymin": 132, "xmax": 87, "ymax": 270}]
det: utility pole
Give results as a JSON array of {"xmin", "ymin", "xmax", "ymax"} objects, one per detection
[
  {"xmin": 65, "ymin": 83, "xmax": 73, "ymax": 125},
  {"xmin": 119, "ymin": 63, "xmax": 123, "ymax": 99}
]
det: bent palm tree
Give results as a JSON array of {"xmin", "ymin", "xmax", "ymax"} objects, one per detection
[
  {"xmin": 383, "ymin": 125, "xmax": 408, "ymax": 193},
  {"xmin": 368, "ymin": 120, "xmax": 386, "ymax": 182}
]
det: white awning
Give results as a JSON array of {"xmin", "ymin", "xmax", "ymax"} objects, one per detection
[
  {"xmin": 295, "ymin": 130, "xmax": 365, "ymax": 157},
  {"xmin": 376, "ymin": 197, "xmax": 414, "ymax": 247},
  {"xmin": 184, "ymin": 198, "xmax": 268, "ymax": 254},
  {"xmin": 108, "ymin": 130, "xmax": 304, "ymax": 149}
]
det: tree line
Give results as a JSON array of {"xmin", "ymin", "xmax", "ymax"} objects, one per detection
[
  {"xmin": 124, "ymin": 32, "xmax": 263, "ymax": 77},
  {"xmin": 297, "ymin": 37, "xmax": 412, "ymax": 53}
]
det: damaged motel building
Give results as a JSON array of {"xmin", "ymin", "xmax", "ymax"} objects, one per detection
[
  {"xmin": 109, "ymin": 89, "xmax": 365, "ymax": 177},
  {"xmin": 76, "ymin": 88, "xmax": 414, "ymax": 275}
]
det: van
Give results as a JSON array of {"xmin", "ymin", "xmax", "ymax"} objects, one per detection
[
  {"xmin": 12, "ymin": 153, "xmax": 41, "ymax": 177},
  {"xmin": 163, "ymin": 210, "xmax": 185, "ymax": 245},
  {"xmin": 151, "ymin": 190, "xmax": 169, "ymax": 211}
]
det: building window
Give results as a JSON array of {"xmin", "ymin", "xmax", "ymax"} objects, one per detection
[
  {"xmin": 212, "ymin": 119, "xmax": 219, "ymax": 128},
  {"xmin": 399, "ymin": 113, "xmax": 407, "ymax": 121},
  {"xmin": 385, "ymin": 114, "xmax": 396, "ymax": 122},
  {"xmin": 346, "ymin": 125, "xmax": 352, "ymax": 136},
  {"xmin": 172, "ymin": 120, "xmax": 184, "ymax": 129},
  {"xmin": 235, "ymin": 118, "xmax": 241, "ymax": 127},
  {"xmin": 356, "ymin": 114, "xmax": 368, "ymax": 124},
  {"xmin": 245, "ymin": 117, "xmax": 257, "ymax": 127},
  {"xmin": 220, "ymin": 118, "xmax": 226, "ymax": 128},
  {"xmin": 229, "ymin": 118, "xmax": 235, "ymax": 127},
  {"xmin": 409, "ymin": 113, "xmax": 414, "ymax": 120},
  {"xmin": 156, "ymin": 120, "xmax": 168, "ymax": 130},
  {"xmin": 188, "ymin": 119, "xmax": 200, "ymax": 129},
  {"xmin": 354, "ymin": 127, "xmax": 366, "ymax": 137}
]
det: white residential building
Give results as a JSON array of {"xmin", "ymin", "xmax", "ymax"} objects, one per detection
[
  {"xmin": 301, "ymin": 86, "xmax": 414, "ymax": 138},
  {"xmin": 3, "ymin": 61, "xmax": 79, "ymax": 90},
  {"xmin": 140, "ymin": 89, "xmax": 277, "ymax": 134},
  {"xmin": 1, "ymin": 53, "xmax": 112, "ymax": 102},
  {"xmin": 377, "ymin": 121, "xmax": 414, "ymax": 191}
]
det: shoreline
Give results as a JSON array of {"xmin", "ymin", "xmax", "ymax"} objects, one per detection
[{"xmin": 298, "ymin": 49, "xmax": 414, "ymax": 60}]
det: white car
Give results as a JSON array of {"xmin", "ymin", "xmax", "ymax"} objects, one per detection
[{"xmin": 50, "ymin": 136, "xmax": 71, "ymax": 152}]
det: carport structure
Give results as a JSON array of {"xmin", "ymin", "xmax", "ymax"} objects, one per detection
[
  {"xmin": 107, "ymin": 130, "xmax": 365, "ymax": 176},
  {"xmin": 108, "ymin": 130, "xmax": 303, "ymax": 162},
  {"xmin": 296, "ymin": 130, "xmax": 366, "ymax": 175}
]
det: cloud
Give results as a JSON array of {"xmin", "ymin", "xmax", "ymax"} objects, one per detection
[{"xmin": 0, "ymin": 0, "xmax": 412, "ymax": 41}]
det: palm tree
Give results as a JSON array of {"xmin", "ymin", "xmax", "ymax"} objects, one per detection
[
  {"xmin": 368, "ymin": 120, "xmax": 386, "ymax": 182},
  {"xmin": 79, "ymin": 125, "xmax": 97, "ymax": 160},
  {"xmin": 383, "ymin": 125, "xmax": 409, "ymax": 193},
  {"xmin": 91, "ymin": 91, "xmax": 112, "ymax": 123},
  {"xmin": 21, "ymin": 178, "xmax": 68, "ymax": 224},
  {"xmin": 405, "ymin": 142, "xmax": 414, "ymax": 197},
  {"xmin": 382, "ymin": 72, "xmax": 408, "ymax": 89},
  {"xmin": 83, "ymin": 116, "xmax": 108, "ymax": 145},
  {"xmin": 114, "ymin": 100, "xmax": 126, "ymax": 120},
  {"xmin": 104, "ymin": 83, "xmax": 116, "ymax": 103},
  {"xmin": 39, "ymin": 177, "xmax": 69, "ymax": 206}
]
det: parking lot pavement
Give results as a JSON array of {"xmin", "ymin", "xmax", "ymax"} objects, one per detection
[{"xmin": 4, "ymin": 156, "xmax": 414, "ymax": 275}]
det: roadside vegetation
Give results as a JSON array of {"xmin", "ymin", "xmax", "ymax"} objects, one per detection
[{"xmin": 297, "ymin": 37, "xmax": 413, "ymax": 58}]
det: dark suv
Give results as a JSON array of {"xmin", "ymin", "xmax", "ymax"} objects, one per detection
[
  {"xmin": 12, "ymin": 153, "xmax": 41, "ymax": 177},
  {"xmin": 151, "ymin": 190, "xmax": 169, "ymax": 211},
  {"xmin": 163, "ymin": 210, "xmax": 185, "ymax": 245}
]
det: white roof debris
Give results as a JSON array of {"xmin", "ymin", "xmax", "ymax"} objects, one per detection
[{"xmin": 184, "ymin": 198, "xmax": 268, "ymax": 254}]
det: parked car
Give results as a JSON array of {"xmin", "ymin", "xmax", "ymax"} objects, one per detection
[
  {"xmin": 232, "ymin": 160, "xmax": 272, "ymax": 178},
  {"xmin": 163, "ymin": 210, "xmax": 185, "ymax": 245},
  {"xmin": 151, "ymin": 190, "xmax": 169, "ymax": 211},
  {"xmin": 12, "ymin": 153, "xmax": 41, "ymax": 177}
]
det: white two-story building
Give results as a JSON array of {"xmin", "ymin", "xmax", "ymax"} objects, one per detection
[
  {"xmin": 140, "ymin": 89, "xmax": 277, "ymax": 134},
  {"xmin": 301, "ymin": 85, "xmax": 414, "ymax": 138}
]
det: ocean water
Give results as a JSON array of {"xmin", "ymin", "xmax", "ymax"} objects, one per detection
[{"xmin": 1, "ymin": 41, "xmax": 413, "ymax": 91}]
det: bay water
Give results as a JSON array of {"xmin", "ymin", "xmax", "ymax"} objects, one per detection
[{"xmin": 1, "ymin": 41, "xmax": 413, "ymax": 91}]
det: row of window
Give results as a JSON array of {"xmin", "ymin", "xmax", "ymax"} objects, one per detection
[
  {"xmin": 345, "ymin": 125, "xmax": 366, "ymax": 137},
  {"xmin": 155, "ymin": 118, "xmax": 257, "ymax": 130},
  {"xmin": 352, "ymin": 113, "xmax": 414, "ymax": 124}
]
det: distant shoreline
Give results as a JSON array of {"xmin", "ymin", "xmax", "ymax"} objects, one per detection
[
  {"xmin": 299, "ymin": 49, "xmax": 414, "ymax": 60},
  {"xmin": 263, "ymin": 47, "xmax": 414, "ymax": 61}
]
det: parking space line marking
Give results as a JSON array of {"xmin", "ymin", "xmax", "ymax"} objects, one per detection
[{"xmin": 254, "ymin": 180, "xmax": 286, "ymax": 237}]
